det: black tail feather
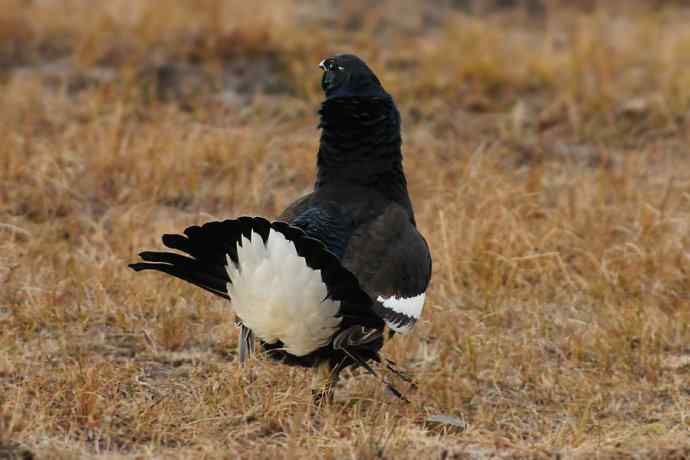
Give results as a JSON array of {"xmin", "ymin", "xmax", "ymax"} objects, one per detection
[
  {"xmin": 128, "ymin": 218, "xmax": 272, "ymax": 299},
  {"xmin": 160, "ymin": 233, "xmax": 195, "ymax": 253},
  {"xmin": 129, "ymin": 259, "xmax": 229, "ymax": 300},
  {"xmin": 138, "ymin": 250, "xmax": 229, "ymax": 282},
  {"xmin": 129, "ymin": 217, "xmax": 376, "ymax": 317},
  {"xmin": 127, "ymin": 219, "xmax": 247, "ymax": 299}
]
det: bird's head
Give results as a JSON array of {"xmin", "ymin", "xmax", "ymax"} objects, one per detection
[{"xmin": 319, "ymin": 54, "xmax": 387, "ymax": 99}]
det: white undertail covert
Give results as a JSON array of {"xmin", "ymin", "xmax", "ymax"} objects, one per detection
[{"xmin": 225, "ymin": 229, "xmax": 342, "ymax": 356}]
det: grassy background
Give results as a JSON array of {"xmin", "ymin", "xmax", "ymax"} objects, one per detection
[{"xmin": 1, "ymin": 0, "xmax": 689, "ymax": 458}]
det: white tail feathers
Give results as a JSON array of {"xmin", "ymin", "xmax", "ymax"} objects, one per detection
[{"xmin": 226, "ymin": 229, "xmax": 342, "ymax": 356}]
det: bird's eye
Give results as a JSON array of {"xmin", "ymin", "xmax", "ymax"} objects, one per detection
[{"xmin": 319, "ymin": 59, "xmax": 344, "ymax": 72}]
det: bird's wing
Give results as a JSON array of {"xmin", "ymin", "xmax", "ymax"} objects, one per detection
[
  {"xmin": 278, "ymin": 193, "xmax": 314, "ymax": 222},
  {"xmin": 279, "ymin": 194, "xmax": 355, "ymax": 260},
  {"xmin": 341, "ymin": 204, "xmax": 432, "ymax": 334},
  {"xmin": 278, "ymin": 193, "xmax": 392, "ymax": 334}
]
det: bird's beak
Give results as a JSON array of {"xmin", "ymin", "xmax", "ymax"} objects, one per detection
[{"xmin": 319, "ymin": 58, "xmax": 345, "ymax": 93}]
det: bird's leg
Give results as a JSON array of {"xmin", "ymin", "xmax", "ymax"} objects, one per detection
[
  {"xmin": 238, "ymin": 324, "xmax": 254, "ymax": 366},
  {"xmin": 331, "ymin": 326, "xmax": 408, "ymax": 402},
  {"xmin": 311, "ymin": 360, "xmax": 339, "ymax": 404},
  {"xmin": 383, "ymin": 358, "xmax": 417, "ymax": 390}
]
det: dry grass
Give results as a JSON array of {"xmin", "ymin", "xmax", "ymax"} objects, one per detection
[{"xmin": 1, "ymin": 0, "xmax": 689, "ymax": 458}]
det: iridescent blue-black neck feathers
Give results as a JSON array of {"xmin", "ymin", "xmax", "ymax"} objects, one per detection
[{"xmin": 316, "ymin": 55, "xmax": 412, "ymax": 217}]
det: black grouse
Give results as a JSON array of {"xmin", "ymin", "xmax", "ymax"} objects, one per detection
[{"xmin": 130, "ymin": 54, "xmax": 432, "ymax": 401}]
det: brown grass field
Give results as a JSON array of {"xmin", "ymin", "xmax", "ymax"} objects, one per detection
[{"xmin": 1, "ymin": 0, "xmax": 689, "ymax": 458}]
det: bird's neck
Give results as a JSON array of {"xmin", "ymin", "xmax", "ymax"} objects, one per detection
[{"xmin": 316, "ymin": 96, "xmax": 412, "ymax": 212}]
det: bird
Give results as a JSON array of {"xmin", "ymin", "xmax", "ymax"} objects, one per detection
[{"xmin": 129, "ymin": 54, "xmax": 432, "ymax": 402}]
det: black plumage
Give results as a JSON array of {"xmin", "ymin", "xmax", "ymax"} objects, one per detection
[{"xmin": 130, "ymin": 54, "xmax": 432, "ymax": 401}]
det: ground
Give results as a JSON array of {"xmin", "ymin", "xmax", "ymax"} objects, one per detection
[{"xmin": 0, "ymin": 0, "xmax": 689, "ymax": 459}]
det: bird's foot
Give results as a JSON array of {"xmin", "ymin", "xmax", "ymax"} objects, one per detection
[
  {"xmin": 311, "ymin": 360, "xmax": 338, "ymax": 406},
  {"xmin": 311, "ymin": 386, "xmax": 335, "ymax": 406}
]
